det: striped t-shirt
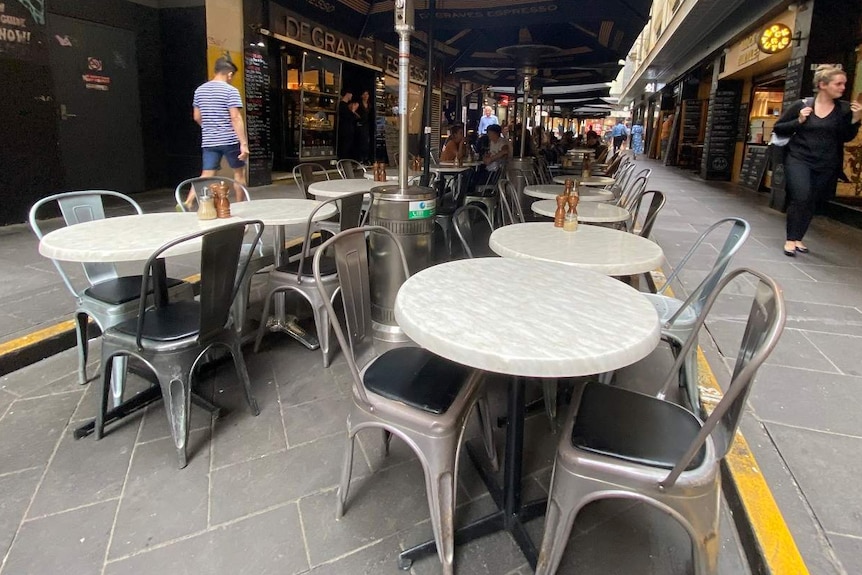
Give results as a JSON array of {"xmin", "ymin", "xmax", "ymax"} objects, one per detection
[{"xmin": 193, "ymin": 80, "xmax": 243, "ymax": 148}]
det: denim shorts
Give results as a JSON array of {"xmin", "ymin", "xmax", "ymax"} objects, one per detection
[{"xmin": 202, "ymin": 143, "xmax": 245, "ymax": 170}]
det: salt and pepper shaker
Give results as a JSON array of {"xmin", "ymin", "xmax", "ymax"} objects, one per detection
[
  {"xmin": 554, "ymin": 193, "xmax": 567, "ymax": 227},
  {"xmin": 581, "ymin": 152, "xmax": 592, "ymax": 179},
  {"xmin": 197, "ymin": 186, "xmax": 217, "ymax": 220},
  {"xmin": 212, "ymin": 181, "xmax": 231, "ymax": 218},
  {"xmin": 564, "ymin": 192, "xmax": 580, "ymax": 232}
]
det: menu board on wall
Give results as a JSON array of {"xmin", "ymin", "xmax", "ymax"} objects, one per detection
[
  {"xmin": 783, "ymin": 56, "xmax": 806, "ymax": 105},
  {"xmin": 681, "ymin": 99, "xmax": 704, "ymax": 143},
  {"xmin": 739, "ymin": 145, "xmax": 769, "ymax": 189},
  {"xmin": 701, "ymin": 80, "xmax": 742, "ymax": 181},
  {"xmin": 244, "ymin": 48, "xmax": 271, "ymax": 187},
  {"xmin": 736, "ymin": 103, "xmax": 749, "ymax": 141},
  {"xmin": 0, "ymin": 0, "xmax": 47, "ymax": 62}
]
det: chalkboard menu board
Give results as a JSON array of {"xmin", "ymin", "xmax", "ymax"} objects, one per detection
[
  {"xmin": 681, "ymin": 100, "xmax": 703, "ymax": 143},
  {"xmin": 739, "ymin": 145, "xmax": 769, "ymax": 189},
  {"xmin": 783, "ymin": 56, "xmax": 805, "ymax": 105},
  {"xmin": 702, "ymin": 80, "xmax": 742, "ymax": 181},
  {"xmin": 244, "ymin": 48, "xmax": 272, "ymax": 187}
]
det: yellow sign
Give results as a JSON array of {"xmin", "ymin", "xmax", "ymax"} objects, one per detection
[{"xmin": 759, "ymin": 23, "xmax": 792, "ymax": 54}]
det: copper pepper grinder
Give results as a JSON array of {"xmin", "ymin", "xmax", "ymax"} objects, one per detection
[
  {"xmin": 212, "ymin": 181, "xmax": 231, "ymax": 218},
  {"xmin": 554, "ymin": 194, "xmax": 567, "ymax": 228}
]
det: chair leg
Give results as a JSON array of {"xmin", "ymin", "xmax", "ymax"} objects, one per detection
[
  {"xmin": 382, "ymin": 429, "xmax": 393, "ymax": 456},
  {"xmin": 423, "ymin": 456, "xmax": 457, "ymax": 575},
  {"xmin": 75, "ymin": 312, "xmax": 89, "ymax": 385},
  {"xmin": 94, "ymin": 354, "xmax": 114, "ymax": 440},
  {"xmin": 230, "ymin": 341, "xmax": 260, "ymax": 416},
  {"xmin": 335, "ymin": 431, "xmax": 357, "ymax": 519},
  {"xmin": 230, "ymin": 271, "xmax": 253, "ymax": 335},
  {"xmin": 542, "ymin": 378, "xmax": 557, "ymax": 431},
  {"xmin": 475, "ymin": 395, "xmax": 499, "ymax": 471},
  {"xmin": 312, "ymin": 300, "xmax": 333, "ymax": 368},
  {"xmin": 110, "ymin": 356, "xmax": 128, "ymax": 408},
  {"xmin": 535, "ymin": 468, "xmax": 591, "ymax": 575},
  {"xmin": 158, "ymin": 373, "xmax": 192, "ymax": 469}
]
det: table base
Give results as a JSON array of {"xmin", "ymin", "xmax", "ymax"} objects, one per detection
[
  {"xmin": 264, "ymin": 315, "xmax": 320, "ymax": 350},
  {"xmin": 397, "ymin": 378, "xmax": 546, "ymax": 571}
]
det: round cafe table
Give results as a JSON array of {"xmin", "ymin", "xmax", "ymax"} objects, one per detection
[
  {"xmin": 394, "ymin": 258, "xmax": 659, "ymax": 568},
  {"xmin": 531, "ymin": 199, "xmax": 631, "ymax": 224},
  {"xmin": 38, "ymin": 212, "xmax": 234, "ymax": 263},
  {"xmin": 230, "ymin": 199, "xmax": 338, "ymax": 349},
  {"xmin": 362, "ymin": 168, "xmax": 421, "ymax": 182},
  {"xmin": 489, "ymin": 222, "xmax": 664, "ymax": 276},
  {"xmin": 523, "ymin": 184, "xmax": 613, "ymax": 202},
  {"xmin": 308, "ymin": 178, "xmax": 381, "ymax": 198},
  {"xmin": 552, "ymin": 175, "xmax": 616, "ymax": 186}
]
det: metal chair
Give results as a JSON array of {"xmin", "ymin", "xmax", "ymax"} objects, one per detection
[
  {"xmin": 29, "ymin": 191, "xmax": 194, "ymax": 405},
  {"xmin": 535, "ymin": 268, "xmax": 786, "ymax": 575},
  {"xmin": 175, "ymin": 177, "xmax": 274, "ymax": 335},
  {"xmin": 95, "ymin": 220, "xmax": 264, "ymax": 468},
  {"xmin": 497, "ymin": 178, "xmax": 526, "ymax": 226},
  {"xmin": 313, "ymin": 226, "xmax": 498, "ymax": 575},
  {"xmin": 293, "ymin": 162, "xmax": 330, "ymax": 199},
  {"xmin": 628, "ymin": 189, "xmax": 666, "ymax": 239},
  {"xmin": 452, "ymin": 204, "xmax": 495, "ymax": 258},
  {"xmin": 643, "ymin": 218, "xmax": 751, "ymax": 409},
  {"xmin": 336, "ymin": 159, "xmax": 366, "ymax": 179},
  {"xmin": 606, "ymin": 162, "xmax": 636, "ymax": 203},
  {"xmin": 461, "ymin": 166, "xmax": 502, "ymax": 225},
  {"xmin": 254, "ymin": 191, "xmax": 369, "ymax": 367}
]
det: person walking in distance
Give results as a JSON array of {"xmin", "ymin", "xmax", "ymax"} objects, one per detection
[
  {"xmin": 477, "ymin": 105, "xmax": 499, "ymax": 135},
  {"xmin": 773, "ymin": 65, "xmax": 861, "ymax": 256},
  {"xmin": 187, "ymin": 56, "xmax": 249, "ymax": 207},
  {"xmin": 611, "ymin": 119, "xmax": 627, "ymax": 156}
]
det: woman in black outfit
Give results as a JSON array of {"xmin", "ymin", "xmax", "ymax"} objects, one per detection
[{"xmin": 773, "ymin": 65, "xmax": 862, "ymax": 256}]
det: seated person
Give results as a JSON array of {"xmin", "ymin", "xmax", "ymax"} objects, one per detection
[
  {"xmin": 472, "ymin": 124, "xmax": 509, "ymax": 190},
  {"xmin": 585, "ymin": 130, "xmax": 608, "ymax": 160},
  {"xmin": 440, "ymin": 124, "xmax": 468, "ymax": 162}
]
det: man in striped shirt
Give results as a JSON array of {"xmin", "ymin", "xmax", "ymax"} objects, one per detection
[{"xmin": 188, "ymin": 57, "xmax": 248, "ymax": 205}]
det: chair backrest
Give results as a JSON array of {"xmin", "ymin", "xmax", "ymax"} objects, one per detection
[
  {"xmin": 498, "ymin": 179, "xmax": 525, "ymax": 225},
  {"xmin": 453, "ymin": 204, "xmax": 495, "ymax": 258},
  {"xmin": 659, "ymin": 268, "xmax": 785, "ymax": 487},
  {"xmin": 174, "ymin": 176, "xmax": 251, "ymax": 211},
  {"xmin": 293, "ymin": 163, "xmax": 330, "ymax": 199},
  {"xmin": 603, "ymin": 153, "xmax": 624, "ymax": 177},
  {"xmin": 661, "ymin": 218, "xmax": 751, "ymax": 321},
  {"xmin": 313, "ymin": 226, "xmax": 410, "ymax": 407},
  {"xmin": 617, "ymin": 168, "xmax": 651, "ymax": 209},
  {"xmin": 608, "ymin": 162, "xmax": 636, "ymax": 201},
  {"xmin": 294, "ymin": 191, "xmax": 372, "ymax": 281},
  {"xmin": 337, "ymin": 159, "xmax": 366, "ymax": 179},
  {"xmin": 595, "ymin": 146, "xmax": 609, "ymax": 163},
  {"xmin": 136, "ymin": 220, "xmax": 264, "ymax": 349},
  {"xmin": 628, "ymin": 189, "xmax": 665, "ymax": 239},
  {"xmin": 29, "ymin": 191, "xmax": 143, "ymax": 295}
]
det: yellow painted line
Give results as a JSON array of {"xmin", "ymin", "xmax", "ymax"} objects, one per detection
[
  {"xmin": 0, "ymin": 319, "xmax": 79, "ymax": 356},
  {"xmin": 0, "ymin": 273, "xmax": 202, "ymax": 360},
  {"xmin": 655, "ymin": 270, "xmax": 809, "ymax": 575}
]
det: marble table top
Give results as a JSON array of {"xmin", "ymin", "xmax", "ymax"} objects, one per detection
[
  {"xmin": 39, "ymin": 213, "xmax": 243, "ymax": 263},
  {"xmin": 309, "ymin": 178, "xmax": 382, "ymax": 198},
  {"xmin": 394, "ymin": 258, "xmax": 660, "ymax": 377},
  {"xmin": 230, "ymin": 198, "xmax": 337, "ymax": 225},
  {"xmin": 430, "ymin": 165, "xmax": 474, "ymax": 174},
  {"xmin": 531, "ymin": 200, "xmax": 632, "ymax": 223},
  {"xmin": 362, "ymin": 169, "xmax": 421, "ymax": 182},
  {"xmin": 438, "ymin": 160, "xmax": 482, "ymax": 167},
  {"xmin": 523, "ymin": 184, "xmax": 614, "ymax": 202},
  {"xmin": 552, "ymin": 175, "xmax": 616, "ymax": 186},
  {"xmin": 489, "ymin": 222, "xmax": 665, "ymax": 276},
  {"xmin": 566, "ymin": 148, "xmax": 595, "ymax": 156}
]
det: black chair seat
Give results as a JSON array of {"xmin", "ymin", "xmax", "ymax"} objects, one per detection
[
  {"xmin": 364, "ymin": 347, "xmax": 471, "ymax": 415},
  {"xmin": 276, "ymin": 254, "xmax": 337, "ymax": 276},
  {"xmin": 84, "ymin": 276, "xmax": 186, "ymax": 305},
  {"xmin": 571, "ymin": 383, "xmax": 706, "ymax": 471},
  {"xmin": 112, "ymin": 300, "xmax": 201, "ymax": 342}
]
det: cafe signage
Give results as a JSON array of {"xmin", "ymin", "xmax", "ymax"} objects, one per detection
[
  {"xmin": 269, "ymin": 4, "xmax": 374, "ymax": 65},
  {"xmin": 0, "ymin": 0, "xmax": 46, "ymax": 62},
  {"xmin": 719, "ymin": 12, "xmax": 794, "ymax": 79}
]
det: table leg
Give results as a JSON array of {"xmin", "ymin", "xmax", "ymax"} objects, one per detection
[
  {"xmin": 264, "ymin": 225, "xmax": 320, "ymax": 350},
  {"xmin": 397, "ymin": 377, "xmax": 546, "ymax": 571}
]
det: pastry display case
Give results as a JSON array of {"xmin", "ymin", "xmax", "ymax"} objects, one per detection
[{"xmin": 280, "ymin": 50, "xmax": 341, "ymax": 163}]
